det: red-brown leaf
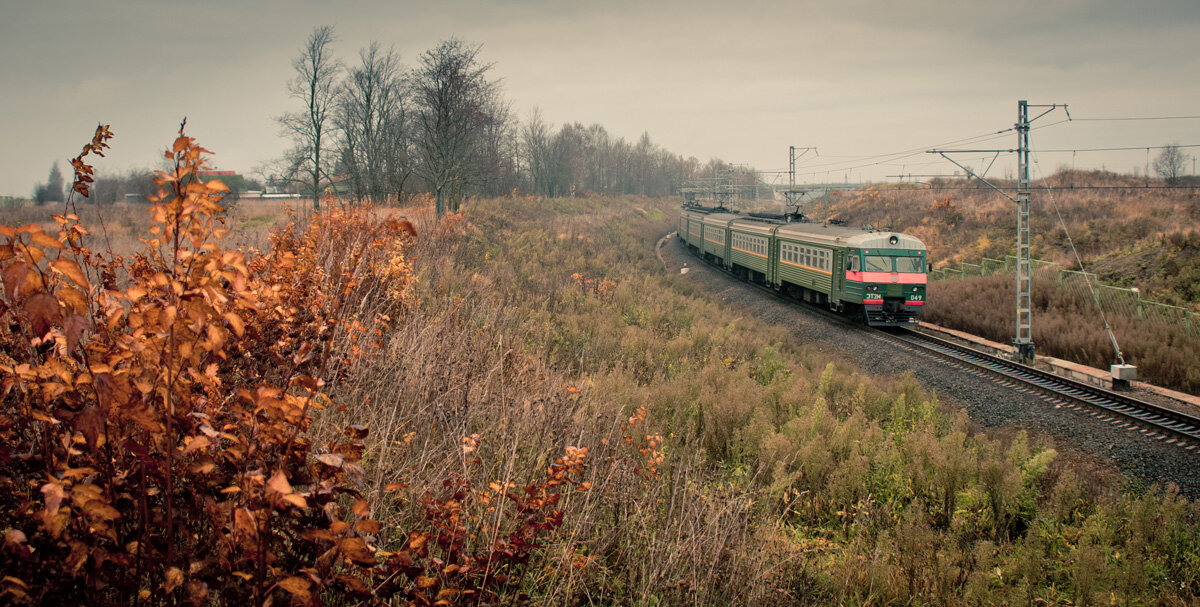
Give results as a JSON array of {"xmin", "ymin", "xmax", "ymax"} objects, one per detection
[
  {"xmin": 164, "ymin": 567, "xmax": 184, "ymax": 593},
  {"xmin": 3, "ymin": 261, "xmax": 28, "ymax": 299},
  {"xmin": 50, "ymin": 259, "xmax": 89, "ymax": 288},
  {"xmin": 267, "ymin": 470, "xmax": 293, "ymax": 495},
  {"xmin": 224, "ymin": 312, "xmax": 244, "ymax": 337},
  {"xmin": 181, "ymin": 435, "xmax": 212, "ymax": 456},
  {"xmin": 75, "ymin": 405, "xmax": 104, "ymax": 453},
  {"xmin": 4, "ymin": 529, "xmax": 27, "ymax": 547},
  {"xmin": 93, "ymin": 373, "xmax": 117, "ymax": 409},
  {"xmin": 338, "ymin": 537, "xmax": 376, "ymax": 566},
  {"xmin": 63, "ymin": 314, "xmax": 88, "ymax": 352},
  {"xmin": 276, "ymin": 576, "xmax": 311, "ymax": 602},
  {"xmin": 315, "ymin": 453, "xmax": 344, "ymax": 468},
  {"xmin": 58, "ymin": 287, "xmax": 88, "ymax": 315},
  {"xmin": 334, "ymin": 573, "xmax": 370, "ymax": 595},
  {"xmin": 40, "ymin": 482, "xmax": 64, "ymax": 517},
  {"xmin": 29, "ymin": 232, "xmax": 64, "ymax": 250},
  {"xmin": 23, "ymin": 292, "xmax": 61, "ymax": 338}
]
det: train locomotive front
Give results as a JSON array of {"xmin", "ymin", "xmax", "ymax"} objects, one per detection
[{"xmin": 840, "ymin": 231, "xmax": 927, "ymax": 326}]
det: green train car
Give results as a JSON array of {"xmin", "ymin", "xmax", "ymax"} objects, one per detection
[{"xmin": 679, "ymin": 205, "xmax": 927, "ymax": 326}]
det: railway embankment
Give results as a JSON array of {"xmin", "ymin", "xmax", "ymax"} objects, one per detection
[{"xmin": 917, "ymin": 321, "xmax": 1200, "ymax": 417}]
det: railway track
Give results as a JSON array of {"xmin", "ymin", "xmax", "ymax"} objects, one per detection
[
  {"xmin": 880, "ymin": 328, "xmax": 1200, "ymax": 448},
  {"xmin": 661, "ymin": 231, "xmax": 1200, "ymax": 449}
]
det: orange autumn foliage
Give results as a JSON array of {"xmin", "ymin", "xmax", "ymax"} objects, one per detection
[
  {"xmin": 0, "ymin": 125, "xmax": 423, "ymax": 605},
  {"xmin": 1, "ymin": 125, "xmax": 589, "ymax": 607}
]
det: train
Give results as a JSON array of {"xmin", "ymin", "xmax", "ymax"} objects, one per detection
[{"xmin": 678, "ymin": 204, "xmax": 928, "ymax": 327}]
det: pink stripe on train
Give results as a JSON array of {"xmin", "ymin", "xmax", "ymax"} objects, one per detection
[{"xmin": 846, "ymin": 271, "xmax": 926, "ymax": 284}]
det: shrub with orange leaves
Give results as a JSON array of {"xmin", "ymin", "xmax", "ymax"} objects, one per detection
[
  {"xmin": 373, "ymin": 441, "xmax": 589, "ymax": 604},
  {"xmin": 620, "ymin": 406, "xmax": 663, "ymax": 480},
  {"xmin": 569, "ymin": 272, "xmax": 617, "ymax": 301},
  {"xmin": 0, "ymin": 126, "xmax": 416, "ymax": 605},
  {"xmin": 433, "ymin": 211, "xmax": 468, "ymax": 241}
]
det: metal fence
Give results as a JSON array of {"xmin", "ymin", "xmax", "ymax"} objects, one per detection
[{"xmin": 931, "ymin": 257, "xmax": 1198, "ymax": 334}]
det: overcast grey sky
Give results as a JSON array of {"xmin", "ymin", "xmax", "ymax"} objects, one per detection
[{"xmin": 2, "ymin": 0, "xmax": 1199, "ymax": 196}]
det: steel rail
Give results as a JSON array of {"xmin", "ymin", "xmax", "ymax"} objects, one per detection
[{"xmin": 880, "ymin": 328, "xmax": 1200, "ymax": 445}]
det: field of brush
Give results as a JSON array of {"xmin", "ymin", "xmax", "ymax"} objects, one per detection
[{"xmin": 4, "ymin": 180, "xmax": 1200, "ymax": 604}]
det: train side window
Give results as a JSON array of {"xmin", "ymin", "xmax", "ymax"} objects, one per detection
[{"xmin": 848, "ymin": 255, "xmax": 860, "ymax": 272}]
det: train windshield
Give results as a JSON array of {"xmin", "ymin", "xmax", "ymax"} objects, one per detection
[
  {"xmin": 894, "ymin": 256, "xmax": 924, "ymax": 273},
  {"xmin": 863, "ymin": 256, "xmax": 891, "ymax": 272},
  {"xmin": 862, "ymin": 255, "xmax": 924, "ymax": 272}
]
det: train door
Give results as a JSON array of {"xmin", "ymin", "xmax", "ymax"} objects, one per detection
[
  {"xmin": 724, "ymin": 221, "xmax": 733, "ymax": 268},
  {"xmin": 769, "ymin": 227, "xmax": 781, "ymax": 287},
  {"xmin": 833, "ymin": 250, "xmax": 844, "ymax": 301}
]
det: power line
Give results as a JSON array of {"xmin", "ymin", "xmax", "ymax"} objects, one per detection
[
  {"xmin": 876, "ymin": 184, "xmax": 1199, "ymax": 192},
  {"xmin": 769, "ymin": 112, "xmax": 1193, "ymax": 181},
  {"xmin": 786, "ymin": 120, "xmax": 1076, "ymax": 179},
  {"xmin": 778, "ymin": 127, "xmax": 1016, "ymax": 174},
  {"xmin": 1016, "ymin": 143, "xmax": 1200, "ymax": 153},
  {"xmin": 1069, "ymin": 114, "xmax": 1200, "ymax": 122}
]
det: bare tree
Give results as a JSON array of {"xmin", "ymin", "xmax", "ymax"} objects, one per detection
[
  {"xmin": 277, "ymin": 26, "xmax": 341, "ymax": 210},
  {"xmin": 1154, "ymin": 143, "xmax": 1189, "ymax": 185},
  {"xmin": 470, "ymin": 92, "xmax": 516, "ymax": 198},
  {"xmin": 520, "ymin": 108, "xmax": 552, "ymax": 196},
  {"xmin": 335, "ymin": 42, "xmax": 411, "ymax": 202},
  {"xmin": 633, "ymin": 131, "xmax": 654, "ymax": 196},
  {"xmin": 411, "ymin": 38, "xmax": 498, "ymax": 214}
]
